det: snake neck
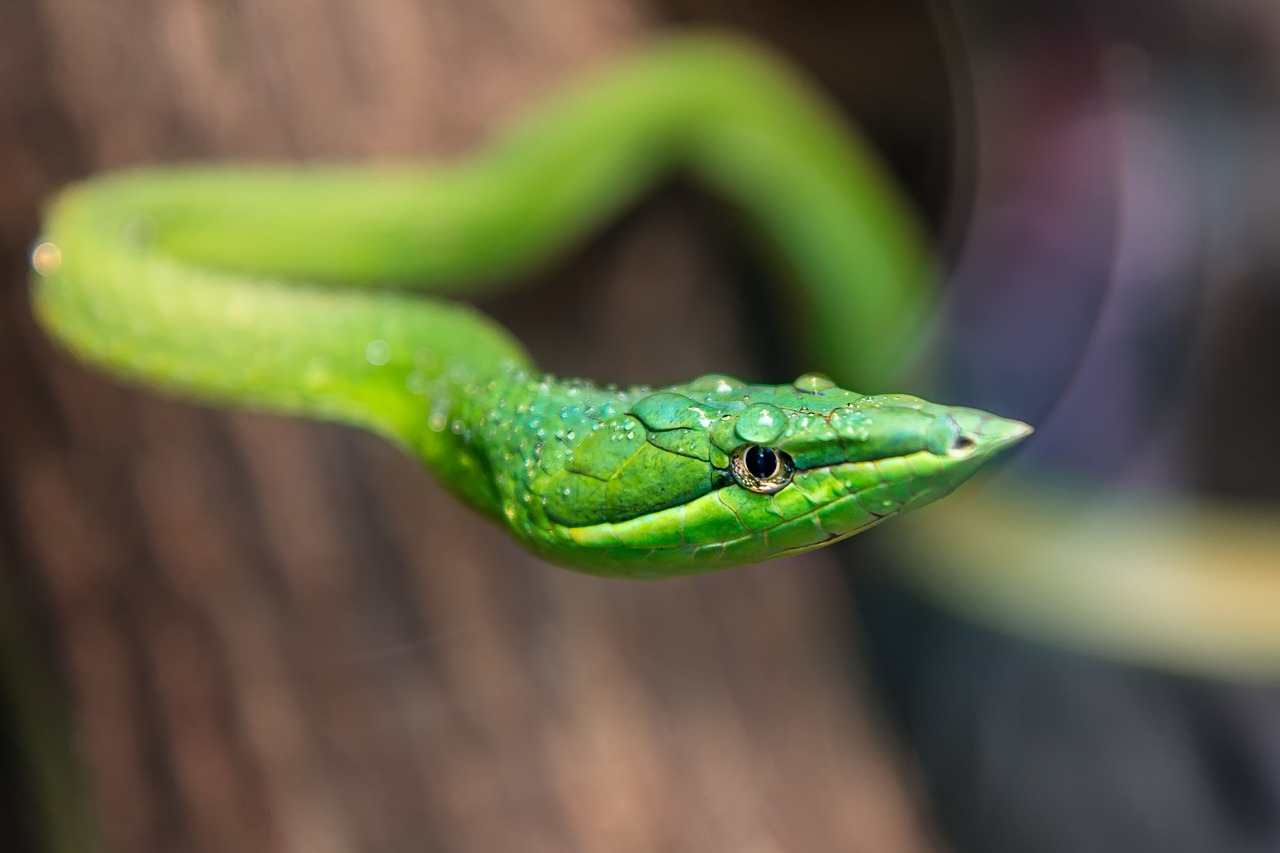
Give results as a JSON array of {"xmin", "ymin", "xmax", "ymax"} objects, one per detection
[{"xmin": 442, "ymin": 367, "xmax": 647, "ymax": 538}]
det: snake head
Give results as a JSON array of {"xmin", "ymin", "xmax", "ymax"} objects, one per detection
[{"xmin": 525, "ymin": 372, "xmax": 1031, "ymax": 576}]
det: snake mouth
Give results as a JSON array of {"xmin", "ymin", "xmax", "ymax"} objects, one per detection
[{"xmin": 561, "ymin": 455, "xmax": 929, "ymax": 563}]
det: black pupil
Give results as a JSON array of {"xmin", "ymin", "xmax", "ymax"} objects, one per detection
[{"xmin": 745, "ymin": 446, "xmax": 778, "ymax": 479}]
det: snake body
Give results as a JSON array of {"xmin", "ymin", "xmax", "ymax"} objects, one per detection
[{"xmin": 31, "ymin": 34, "xmax": 1029, "ymax": 577}]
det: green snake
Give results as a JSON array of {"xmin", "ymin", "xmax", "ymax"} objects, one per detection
[{"xmin": 30, "ymin": 33, "xmax": 1029, "ymax": 578}]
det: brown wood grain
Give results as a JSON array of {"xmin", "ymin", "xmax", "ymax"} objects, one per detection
[{"xmin": 0, "ymin": 2, "xmax": 946, "ymax": 850}]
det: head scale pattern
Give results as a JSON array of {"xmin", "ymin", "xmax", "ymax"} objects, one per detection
[{"xmin": 467, "ymin": 370, "xmax": 1031, "ymax": 577}]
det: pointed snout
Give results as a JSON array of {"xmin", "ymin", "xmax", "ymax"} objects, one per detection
[{"xmin": 978, "ymin": 415, "xmax": 1034, "ymax": 452}]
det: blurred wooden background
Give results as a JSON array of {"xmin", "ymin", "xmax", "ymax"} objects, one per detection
[{"xmin": 0, "ymin": 1, "xmax": 954, "ymax": 850}]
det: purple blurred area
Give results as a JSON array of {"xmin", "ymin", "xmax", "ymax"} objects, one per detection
[
  {"xmin": 938, "ymin": 2, "xmax": 1280, "ymax": 498},
  {"xmin": 858, "ymin": 4, "xmax": 1280, "ymax": 852}
]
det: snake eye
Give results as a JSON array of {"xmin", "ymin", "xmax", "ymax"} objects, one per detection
[
  {"xmin": 731, "ymin": 445, "xmax": 794, "ymax": 494},
  {"xmin": 745, "ymin": 446, "xmax": 779, "ymax": 478}
]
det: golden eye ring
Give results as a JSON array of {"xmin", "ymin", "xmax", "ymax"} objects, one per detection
[{"xmin": 730, "ymin": 445, "xmax": 794, "ymax": 494}]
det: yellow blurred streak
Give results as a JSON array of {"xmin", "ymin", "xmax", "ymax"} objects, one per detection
[{"xmin": 889, "ymin": 481, "xmax": 1280, "ymax": 681}]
